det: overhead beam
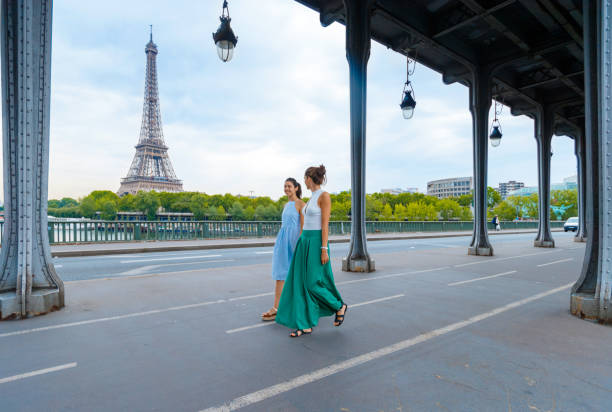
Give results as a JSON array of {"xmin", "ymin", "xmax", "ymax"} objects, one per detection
[
  {"xmin": 458, "ymin": 0, "xmax": 584, "ymax": 97},
  {"xmin": 432, "ymin": 0, "xmax": 516, "ymax": 39},
  {"xmin": 536, "ymin": 0, "xmax": 583, "ymax": 48},
  {"xmin": 519, "ymin": 70, "xmax": 583, "ymax": 90}
]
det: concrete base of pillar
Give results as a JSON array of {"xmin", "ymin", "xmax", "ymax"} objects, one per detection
[
  {"xmin": 570, "ymin": 292, "xmax": 601, "ymax": 321},
  {"xmin": 342, "ymin": 257, "xmax": 375, "ymax": 272},
  {"xmin": 467, "ymin": 246, "xmax": 493, "ymax": 256},
  {"xmin": 573, "ymin": 236, "xmax": 587, "ymax": 243},
  {"xmin": 534, "ymin": 240, "xmax": 555, "ymax": 248},
  {"xmin": 0, "ymin": 288, "xmax": 62, "ymax": 320}
]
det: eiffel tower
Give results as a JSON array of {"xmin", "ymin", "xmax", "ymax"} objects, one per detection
[{"xmin": 118, "ymin": 30, "xmax": 183, "ymax": 196}]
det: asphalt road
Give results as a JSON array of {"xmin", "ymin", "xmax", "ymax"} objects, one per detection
[
  {"xmin": 3, "ymin": 231, "xmax": 609, "ymax": 412},
  {"xmin": 54, "ymin": 231, "xmax": 569, "ymax": 282}
]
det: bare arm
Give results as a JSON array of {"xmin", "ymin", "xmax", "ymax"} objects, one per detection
[
  {"xmin": 296, "ymin": 201, "xmax": 305, "ymax": 234},
  {"xmin": 319, "ymin": 192, "xmax": 331, "ymax": 264}
]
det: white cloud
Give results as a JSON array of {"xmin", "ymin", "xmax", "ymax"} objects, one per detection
[{"xmin": 0, "ymin": 0, "xmax": 579, "ymax": 201}]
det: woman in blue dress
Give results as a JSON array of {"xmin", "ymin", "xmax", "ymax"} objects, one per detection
[{"xmin": 261, "ymin": 178, "xmax": 305, "ymax": 321}]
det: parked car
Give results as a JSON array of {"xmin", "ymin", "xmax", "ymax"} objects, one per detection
[{"xmin": 564, "ymin": 217, "xmax": 579, "ymax": 232}]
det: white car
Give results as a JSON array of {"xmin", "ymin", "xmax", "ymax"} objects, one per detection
[{"xmin": 564, "ymin": 217, "xmax": 579, "ymax": 232}]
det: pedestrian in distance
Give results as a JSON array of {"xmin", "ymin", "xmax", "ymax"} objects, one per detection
[
  {"xmin": 276, "ymin": 165, "xmax": 348, "ymax": 338},
  {"xmin": 261, "ymin": 178, "xmax": 305, "ymax": 321},
  {"xmin": 494, "ymin": 215, "xmax": 501, "ymax": 231}
]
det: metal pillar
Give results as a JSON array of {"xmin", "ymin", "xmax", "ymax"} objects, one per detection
[
  {"xmin": 571, "ymin": 0, "xmax": 610, "ymax": 322},
  {"xmin": 342, "ymin": 0, "xmax": 374, "ymax": 272},
  {"xmin": 0, "ymin": 0, "xmax": 64, "ymax": 319},
  {"xmin": 533, "ymin": 105, "xmax": 555, "ymax": 248},
  {"xmin": 467, "ymin": 66, "xmax": 493, "ymax": 256},
  {"xmin": 574, "ymin": 126, "xmax": 587, "ymax": 242}
]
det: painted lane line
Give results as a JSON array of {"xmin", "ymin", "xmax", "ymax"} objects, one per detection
[
  {"xmin": 201, "ymin": 282, "xmax": 573, "ymax": 412},
  {"xmin": 337, "ymin": 267, "xmax": 450, "ymax": 286},
  {"xmin": 54, "ymin": 265, "xmax": 63, "ymax": 268},
  {"xmin": 255, "ymin": 251, "xmax": 273, "ymax": 255},
  {"xmin": 120, "ymin": 254, "xmax": 222, "ymax": 263},
  {"xmin": 119, "ymin": 260, "xmax": 235, "ymax": 275},
  {"xmin": 0, "ymin": 299, "xmax": 226, "ymax": 338},
  {"xmin": 0, "ymin": 362, "xmax": 77, "ymax": 384},
  {"xmin": 448, "ymin": 271, "xmax": 518, "ymax": 286},
  {"xmin": 349, "ymin": 294, "xmax": 405, "ymax": 307},
  {"xmin": 225, "ymin": 294, "xmax": 405, "ymax": 334},
  {"xmin": 454, "ymin": 250, "xmax": 563, "ymax": 267},
  {"xmin": 537, "ymin": 258, "xmax": 574, "ymax": 267}
]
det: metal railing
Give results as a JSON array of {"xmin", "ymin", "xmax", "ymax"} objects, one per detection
[
  {"xmin": 0, "ymin": 220, "xmax": 565, "ymax": 245},
  {"xmin": 0, "ymin": 219, "xmax": 561, "ymax": 245}
]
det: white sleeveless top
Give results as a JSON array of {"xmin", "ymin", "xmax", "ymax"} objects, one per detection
[{"xmin": 303, "ymin": 189, "xmax": 324, "ymax": 230}]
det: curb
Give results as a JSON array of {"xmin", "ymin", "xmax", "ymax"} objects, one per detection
[{"xmin": 50, "ymin": 229, "xmax": 565, "ymax": 258}]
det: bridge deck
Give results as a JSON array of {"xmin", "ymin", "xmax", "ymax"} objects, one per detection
[{"xmin": 1, "ymin": 234, "xmax": 608, "ymax": 411}]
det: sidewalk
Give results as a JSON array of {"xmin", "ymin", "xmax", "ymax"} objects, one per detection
[{"xmin": 49, "ymin": 228, "xmax": 564, "ymax": 257}]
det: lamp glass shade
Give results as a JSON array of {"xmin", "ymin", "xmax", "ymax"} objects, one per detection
[
  {"xmin": 489, "ymin": 125, "xmax": 502, "ymax": 147},
  {"xmin": 216, "ymin": 41, "xmax": 235, "ymax": 62},
  {"xmin": 402, "ymin": 106, "xmax": 414, "ymax": 119},
  {"xmin": 400, "ymin": 91, "xmax": 416, "ymax": 119}
]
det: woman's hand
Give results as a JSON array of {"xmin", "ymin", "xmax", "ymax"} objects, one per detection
[{"xmin": 321, "ymin": 248, "xmax": 329, "ymax": 265}]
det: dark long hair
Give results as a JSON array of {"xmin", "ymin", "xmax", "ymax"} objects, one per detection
[
  {"xmin": 285, "ymin": 177, "xmax": 302, "ymax": 199},
  {"xmin": 305, "ymin": 164, "xmax": 327, "ymax": 185}
]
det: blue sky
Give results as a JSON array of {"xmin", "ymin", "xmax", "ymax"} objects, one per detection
[{"xmin": 20, "ymin": 0, "xmax": 578, "ymax": 200}]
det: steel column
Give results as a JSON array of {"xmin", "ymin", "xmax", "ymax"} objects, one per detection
[
  {"xmin": 0, "ymin": 0, "xmax": 63, "ymax": 319},
  {"xmin": 342, "ymin": 0, "xmax": 375, "ymax": 272},
  {"xmin": 468, "ymin": 66, "xmax": 493, "ymax": 256},
  {"xmin": 574, "ymin": 126, "xmax": 587, "ymax": 242},
  {"xmin": 533, "ymin": 105, "xmax": 555, "ymax": 248},
  {"xmin": 571, "ymin": 0, "xmax": 609, "ymax": 322}
]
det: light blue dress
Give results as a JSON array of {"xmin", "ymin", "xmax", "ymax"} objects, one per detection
[{"xmin": 272, "ymin": 201, "xmax": 301, "ymax": 280}]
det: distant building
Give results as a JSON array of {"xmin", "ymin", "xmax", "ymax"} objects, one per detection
[
  {"xmin": 380, "ymin": 187, "xmax": 420, "ymax": 195},
  {"xmin": 427, "ymin": 177, "xmax": 473, "ymax": 199},
  {"xmin": 508, "ymin": 181, "xmax": 578, "ymax": 197},
  {"xmin": 497, "ymin": 180, "xmax": 525, "ymax": 199}
]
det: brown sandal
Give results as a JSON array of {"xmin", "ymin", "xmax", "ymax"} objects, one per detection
[{"xmin": 261, "ymin": 307, "xmax": 277, "ymax": 321}]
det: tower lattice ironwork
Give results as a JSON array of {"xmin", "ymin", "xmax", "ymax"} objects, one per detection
[{"xmin": 118, "ymin": 31, "xmax": 183, "ymax": 196}]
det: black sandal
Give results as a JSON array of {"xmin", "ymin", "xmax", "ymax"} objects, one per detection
[
  {"xmin": 334, "ymin": 304, "xmax": 348, "ymax": 327},
  {"xmin": 289, "ymin": 329, "xmax": 312, "ymax": 338}
]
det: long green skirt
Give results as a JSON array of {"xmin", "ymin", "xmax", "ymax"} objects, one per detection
[{"xmin": 276, "ymin": 230, "xmax": 344, "ymax": 330}]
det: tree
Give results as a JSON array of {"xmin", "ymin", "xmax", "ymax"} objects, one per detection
[
  {"xmin": 380, "ymin": 204, "xmax": 394, "ymax": 220},
  {"xmin": 437, "ymin": 198, "xmax": 462, "ymax": 220},
  {"xmin": 79, "ymin": 197, "xmax": 96, "ymax": 218},
  {"xmin": 487, "ymin": 186, "xmax": 501, "ymax": 209},
  {"xmin": 60, "ymin": 197, "xmax": 78, "ymax": 208},
  {"xmin": 134, "ymin": 191, "xmax": 160, "ymax": 220},
  {"xmin": 100, "ymin": 200, "xmax": 118, "ymax": 220},
  {"xmin": 456, "ymin": 193, "xmax": 473, "ymax": 207},
  {"xmin": 215, "ymin": 205, "xmax": 227, "ymax": 221},
  {"xmin": 229, "ymin": 201, "xmax": 245, "ymax": 220},
  {"xmin": 493, "ymin": 201, "xmax": 517, "ymax": 221},
  {"xmin": 244, "ymin": 205, "xmax": 256, "ymax": 220},
  {"xmin": 394, "ymin": 203, "xmax": 407, "ymax": 221}
]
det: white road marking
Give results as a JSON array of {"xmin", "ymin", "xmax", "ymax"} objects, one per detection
[
  {"xmin": 255, "ymin": 251, "xmax": 273, "ymax": 255},
  {"xmin": 0, "ymin": 299, "xmax": 226, "ymax": 338},
  {"xmin": 454, "ymin": 250, "xmax": 562, "ymax": 267},
  {"xmin": 0, "ymin": 362, "xmax": 77, "ymax": 384},
  {"xmin": 337, "ymin": 267, "xmax": 450, "ymax": 286},
  {"xmin": 120, "ymin": 254, "xmax": 222, "ymax": 263},
  {"xmin": 225, "ymin": 294, "xmax": 405, "ymax": 334},
  {"xmin": 201, "ymin": 283, "xmax": 573, "ymax": 412},
  {"xmin": 448, "ymin": 271, "xmax": 518, "ymax": 286},
  {"xmin": 537, "ymin": 258, "xmax": 574, "ymax": 267},
  {"xmin": 119, "ymin": 260, "xmax": 235, "ymax": 276},
  {"xmin": 54, "ymin": 265, "xmax": 63, "ymax": 268}
]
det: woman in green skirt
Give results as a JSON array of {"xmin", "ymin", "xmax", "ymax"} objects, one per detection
[{"xmin": 276, "ymin": 165, "xmax": 348, "ymax": 337}]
